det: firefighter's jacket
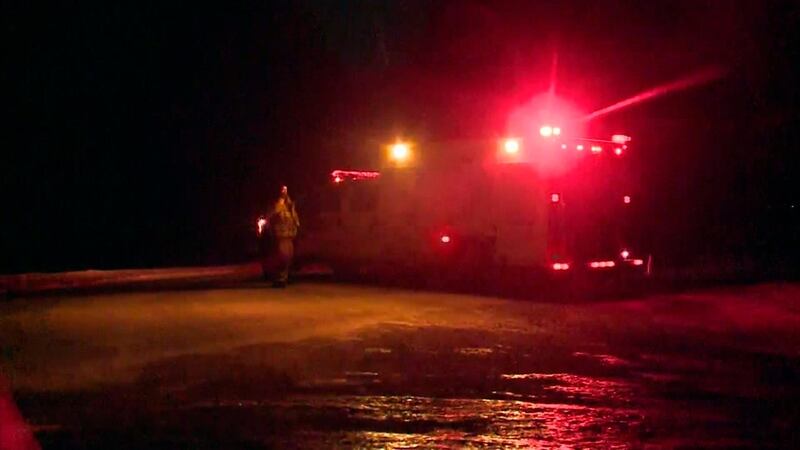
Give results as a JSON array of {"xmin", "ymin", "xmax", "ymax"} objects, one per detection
[{"xmin": 270, "ymin": 199, "xmax": 299, "ymax": 239}]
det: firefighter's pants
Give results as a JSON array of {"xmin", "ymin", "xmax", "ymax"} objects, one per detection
[{"xmin": 274, "ymin": 238, "xmax": 294, "ymax": 284}]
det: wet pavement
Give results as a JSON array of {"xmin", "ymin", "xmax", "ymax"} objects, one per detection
[{"xmin": 2, "ymin": 282, "xmax": 800, "ymax": 448}]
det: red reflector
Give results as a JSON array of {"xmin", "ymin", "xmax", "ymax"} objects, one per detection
[
  {"xmin": 551, "ymin": 193, "xmax": 561, "ymax": 203},
  {"xmin": 440, "ymin": 235, "xmax": 451, "ymax": 244},
  {"xmin": 632, "ymin": 259, "xmax": 644, "ymax": 266}
]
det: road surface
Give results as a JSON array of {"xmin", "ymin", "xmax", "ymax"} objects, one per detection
[{"xmin": 2, "ymin": 282, "xmax": 800, "ymax": 448}]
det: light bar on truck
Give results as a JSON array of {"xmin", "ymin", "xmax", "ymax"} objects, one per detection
[
  {"xmin": 552, "ymin": 262, "xmax": 570, "ymax": 271},
  {"xmin": 331, "ymin": 170, "xmax": 380, "ymax": 183},
  {"xmin": 589, "ymin": 260, "xmax": 616, "ymax": 269},
  {"xmin": 612, "ymin": 134, "xmax": 632, "ymax": 144}
]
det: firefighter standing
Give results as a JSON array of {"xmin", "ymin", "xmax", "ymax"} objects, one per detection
[{"xmin": 268, "ymin": 185, "xmax": 300, "ymax": 287}]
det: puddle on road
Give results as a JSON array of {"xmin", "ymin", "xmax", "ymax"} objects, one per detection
[
  {"xmin": 241, "ymin": 395, "xmax": 644, "ymax": 448},
  {"xmin": 23, "ymin": 324, "xmax": 798, "ymax": 448},
  {"xmin": 572, "ymin": 351, "xmax": 632, "ymax": 367},
  {"xmin": 501, "ymin": 373, "xmax": 634, "ymax": 403},
  {"xmin": 364, "ymin": 347, "xmax": 392, "ymax": 354},
  {"xmin": 454, "ymin": 347, "xmax": 495, "ymax": 356}
]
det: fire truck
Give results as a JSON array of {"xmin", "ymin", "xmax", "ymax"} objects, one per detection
[{"xmin": 282, "ymin": 123, "xmax": 650, "ymax": 290}]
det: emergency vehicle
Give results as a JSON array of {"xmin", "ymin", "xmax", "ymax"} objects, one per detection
[{"xmin": 274, "ymin": 123, "xmax": 651, "ymax": 287}]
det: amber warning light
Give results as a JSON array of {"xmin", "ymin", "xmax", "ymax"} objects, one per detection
[{"xmin": 390, "ymin": 142, "xmax": 410, "ymax": 161}]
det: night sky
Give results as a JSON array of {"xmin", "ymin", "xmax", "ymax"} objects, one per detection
[{"xmin": 4, "ymin": 1, "xmax": 799, "ymax": 274}]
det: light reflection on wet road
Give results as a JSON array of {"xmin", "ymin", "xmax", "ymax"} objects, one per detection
[{"xmin": 2, "ymin": 283, "xmax": 800, "ymax": 448}]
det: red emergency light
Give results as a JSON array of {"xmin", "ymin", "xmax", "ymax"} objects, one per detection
[
  {"xmin": 614, "ymin": 147, "xmax": 623, "ymax": 156},
  {"xmin": 440, "ymin": 234, "xmax": 451, "ymax": 244},
  {"xmin": 623, "ymin": 195, "xmax": 631, "ymax": 204},
  {"xmin": 550, "ymin": 193, "xmax": 561, "ymax": 203},
  {"xmin": 552, "ymin": 262, "xmax": 570, "ymax": 271},
  {"xmin": 503, "ymin": 138, "xmax": 521, "ymax": 154}
]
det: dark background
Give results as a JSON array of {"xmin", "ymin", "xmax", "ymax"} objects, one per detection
[{"xmin": 3, "ymin": 0, "xmax": 799, "ymax": 274}]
